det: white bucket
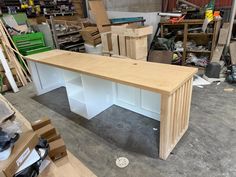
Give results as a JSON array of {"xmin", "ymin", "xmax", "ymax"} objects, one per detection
[{"xmin": 84, "ymin": 43, "xmax": 102, "ymax": 55}]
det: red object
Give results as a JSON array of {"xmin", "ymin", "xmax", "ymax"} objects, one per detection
[{"xmin": 169, "ymin": 15, "xmax": 186, "ymax": 24}]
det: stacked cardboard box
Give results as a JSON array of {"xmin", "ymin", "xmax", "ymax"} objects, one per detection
[{"xmin": 31, "ymin": 117, "xmax": 67, "ymax": 162}]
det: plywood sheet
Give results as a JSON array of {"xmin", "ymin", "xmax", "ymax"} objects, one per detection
[
  {"xmin": 27, "ymin": 50, "xmax": 197, "ymax": 95},
  {"xmin": 211, "ymin": 45, "xmax": 224, "ymax": 63},
  {"xmin": 88, "ymin": 1, "xmax": 111, "ymax": 33},
  {"xmin": 218, "ymin": 23, "xmax": 230, "ymax": 45}
]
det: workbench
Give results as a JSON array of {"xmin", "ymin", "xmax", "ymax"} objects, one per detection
[
  {"xmin": 0, "ymin": 95, "xmax": 97, "ymax": 177},
  {"xmin": 26, "ymin": 50, "xmax": 197, "ymax": 160}
]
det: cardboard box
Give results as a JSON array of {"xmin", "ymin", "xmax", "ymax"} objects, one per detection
[
  {"xmin": 80, "ymin": 27, "xmax": 101, "ymax": 46},
  {"xmin": 47, "ymin": 133, "xmax": 61, "ymax": 143},
  {"xmin": 31, "ymin": 117, "xmax": 51, "ymax": 131},
  {"xmin": 35, "ymin": 124, "xmax": 56, "ymax": 139},
  {"xmin": 148, "ymin": 50, "xmax": 173, "ymax": 64},
  {"xmin": 49, "ymin": 138, "xmax": 67, "ymax": 161},
  {"xmin": 0, "ymin": 131, "xmax": 39, "ymax": 177}
]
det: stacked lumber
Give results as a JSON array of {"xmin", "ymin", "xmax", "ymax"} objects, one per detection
[
  {"xmin": 0, "ymin": 20, "xmax": 30, "ymax": 92},
  {"xmin": 101, "ymin": 24, "xmax": 153, "ymax": 61}
]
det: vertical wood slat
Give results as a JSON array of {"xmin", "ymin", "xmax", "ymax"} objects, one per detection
[
  {"xmin": 182, "ymin": 82, "xmax": 188, "ymax": 130},
  {"xmin": 169, "ymin": 92, "xmax": 175, "ymax": 147},
  {"xmin": 111, "ymin": 33, "xmax": 120, "ymax": 55},
  {"xmin": 159, "ymin": 78, "xmax": 193, "ymax": 160},
  {"xmin": 186, "ymin": 78, "xmax": 193, "ymax": 126}
]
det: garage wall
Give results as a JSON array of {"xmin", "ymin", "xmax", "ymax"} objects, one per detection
[{"xmin": 102, "ymin": 0, "xmax": 162, "ymax": 12}]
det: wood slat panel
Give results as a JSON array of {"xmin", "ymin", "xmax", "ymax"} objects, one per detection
[{"xmin": 159, "ymin": 78, "xmax": 193, "ymax": 160}]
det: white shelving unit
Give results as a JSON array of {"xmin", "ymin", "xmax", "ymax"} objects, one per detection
[
  {"xmin": 29, "ymin": 61, "xmax": 161, "ymax": 121},
  {"xmin": 63, "ymin": 71, "xmax": 87, "ymax": 117}
]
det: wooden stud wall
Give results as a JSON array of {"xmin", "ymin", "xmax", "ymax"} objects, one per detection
[{"xmin": 159, "ymin": 78, "xmax": 193, "ymax": 160}]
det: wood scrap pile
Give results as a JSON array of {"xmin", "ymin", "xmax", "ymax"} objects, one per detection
[
  {"xmin": 0, "ymin": 20, "xmax": 31, "ymax": 93},
  {"xmin": 80, "ymin": 26, "xmax": 101, "ymax": 46}
]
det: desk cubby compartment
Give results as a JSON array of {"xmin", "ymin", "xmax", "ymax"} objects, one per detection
[
  {"xmin": 65, "ymin": 79, "xmax": 83, "ymax": 98},
  {"xmin": 68, "ymin": 97, "xmax": 88, "ymax": 118},
  {"xmin": 63, "ymin": 70, "xmax": 82, "ymax": 86}
]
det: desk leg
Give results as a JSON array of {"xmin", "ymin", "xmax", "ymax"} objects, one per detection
[{"xmin": 159, "ymin": 78, "xmax": 193, "ymax": 160}]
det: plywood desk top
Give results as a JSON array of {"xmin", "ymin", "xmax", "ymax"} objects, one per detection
[{"xmin": 27, "ymin": 50, "xmax": 197, "ymax": 95}]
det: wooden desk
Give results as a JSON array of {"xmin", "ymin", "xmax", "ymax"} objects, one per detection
[
  {"xmin": 26, "ymin": 50, "xmax": 197, "ymax": 160},
  {"xmin": 0, "ymin": 95, "xmax": 97, "ymax": 177}
]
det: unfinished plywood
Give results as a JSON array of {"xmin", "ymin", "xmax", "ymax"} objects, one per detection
[
  {"xmin": 230, "ymin": 42, "xmax": 236, "ymax": 64},
  {"xmin": 101, "ymin": 32, "xmax": 112, "ymax": 53},
  {"xmin": 119, "ymin": 35, "xmax": 126, "ymax": 56},
  {"xmin": 124, "ymin": 26, "xmax": 153, "ymax": 37},
  {"xmin": 218, "ymin": 23, "xmax": 230, "ymax": 45},
  {"xmin": 128, "ymin": 36, "xmax": 148, "ymax": 60},
  {"xmin": 27, "ymin": 50, "xmax": 197, "ymax": 95},
  {"xmin": 111, "ymin": 33, "xmax": 119, "ymax": 55},
  {"xmin": 211, "ymin": 45, "xmax": 224, "ymax": 63},
  {"xmin": 159, "ymin": 78, "xmax": 193, "ymax": 160},
  {"xmin": 88, "ymin": 1, "xmax": 111, "ymax": 33}
]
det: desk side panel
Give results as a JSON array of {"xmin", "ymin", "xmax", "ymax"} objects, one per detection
[
  {"xmin": 114, "ymin": 83, "xmax": 161, "ymax": 121},
  {"xmin": 159, "ymin": 78, "xmax": 193, "ymax": 160}
]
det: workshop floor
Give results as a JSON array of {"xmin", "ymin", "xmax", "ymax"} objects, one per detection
[{"xmin": 4, "ymin": 83, "xmax": 236, "ymax": 177}]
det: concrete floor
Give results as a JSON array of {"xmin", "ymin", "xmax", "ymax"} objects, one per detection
[{"xmin": 3, "ymin": 83, "xmax": 236, "ymax": 177}]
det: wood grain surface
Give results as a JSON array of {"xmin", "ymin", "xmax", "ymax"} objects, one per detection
[{"xmin": 27, "ymin": 50, "xmax": 197, "ymax": 95}]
